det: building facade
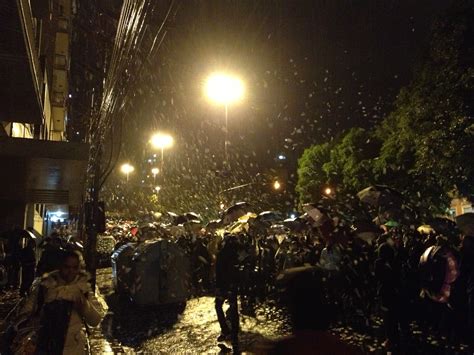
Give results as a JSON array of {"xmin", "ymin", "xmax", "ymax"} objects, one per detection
[{"xmin": 0, "ymin": 0, "xmax": 89, "ymax": 236}]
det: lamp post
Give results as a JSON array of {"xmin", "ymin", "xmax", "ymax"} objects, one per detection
[
  {"xmin": 120, "ymin": 163, "xmax": 134, "ymax": 181},
  {"xmin": 273, "ymin": 180, "xmax": 281, "ymax": 190},
  {"xmin": 151, "ymin": 167, "xmax": 159, "ymax": 183},
  {"xmin": 150, "ymin": 132, "xmax": 174, "ymax": 171},
  {"xmin": 205, "ymin": 72, "xmax": 244, "ymax": 165}
]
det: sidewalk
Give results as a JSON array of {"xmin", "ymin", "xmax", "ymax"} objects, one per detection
[{"xmin": 88, "ymin": 287, "xmax": 133, "ymax": 354}]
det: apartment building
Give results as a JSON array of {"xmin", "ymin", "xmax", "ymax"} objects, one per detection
[{"xmin": 0, "ymin": 0, "xmax": 89, "ymax": 235}]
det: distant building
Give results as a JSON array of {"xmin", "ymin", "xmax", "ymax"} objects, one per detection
[
  {"xmin": 450, "ymin": 198, "xmax": 473, "ymax": 217},
  {"xmin": 0, "ymin": 0, "xmax": 89, "ymax": 236}
]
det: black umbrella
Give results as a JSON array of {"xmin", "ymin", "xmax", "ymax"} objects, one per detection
[
  {"xmin": 283, "ymin": 216, "xmax": 309, "ymax": 232},
  {"xmin": 428, "ymin": 217, "xmax": 458, "ymax": 236},
  {"xmin": 357, "ymin": 185, "xmax": 403, "ymax": 209},
  {"xmin": 221, "ymin": 202, "xmax": 252, "ymax": 225},
  {"xmin": 456, "ymin": 213, "xmax": 474, "ymax": 236},
  {"xmin": 257, "ymin": 211, "xmax": 283, "ymax": 223},
  {"xmin": 184, "ymin": 212, "xmax": 202, "ymax": 222}
]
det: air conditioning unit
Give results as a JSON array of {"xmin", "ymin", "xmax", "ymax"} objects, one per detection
[
  {"xmin": 55, "ymin": 32, "xmax": 69, "ymax": 56},
  {"xmin": 52, "ymin": 106, "xmax": 65, "ymax": 131},
  {"xmin": 52, "ymin": 69, "xmax": 68, "ymax": 94}
]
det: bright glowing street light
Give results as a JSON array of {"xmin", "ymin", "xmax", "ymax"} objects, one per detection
[
  {"xmin": 273, "ymin": 180, "xmax": 281, "ymax": 190},
  {"xmin": 151, "ymin": 167, "xmax": 159, "ymax": 182},
  {"xmin": 205, "ymin": 73, "xmax": 244, "ymax": 105},
  {"xmin": 324, "ymin": 187, "xmax": 333, "ymax": 196},
  {"xmin": 120, "ymin": 163, "xmax": 134, "ymax": 181},
  {"xmin": 205, "ymin": 72, "xmax": 245, "ymax": 164},
  {"xmin": 150, "ymin": 132, "xmax": 174, "ymax": 170}
]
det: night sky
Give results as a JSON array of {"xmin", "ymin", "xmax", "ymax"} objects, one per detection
[{"xmin": 114, "ymin": 0, "xmax": 452, "ymax": 212}]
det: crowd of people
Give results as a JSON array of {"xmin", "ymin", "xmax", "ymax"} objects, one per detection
[
  {"xmin": 103, "ymin": 206, "xmax": 474, "ymax": 354},
  {"xmin": 0, "ymin": 228, "xmax": 103, "ymax": 355},
  {"xmin": 1, "ymin": 205, "xmax": 473, "ymax": 354}
]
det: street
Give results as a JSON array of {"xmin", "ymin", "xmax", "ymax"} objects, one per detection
[
  {"xmin": 88, "ymin": 268, "xmax": 470, "ymax": 354},
  {"xmin": 92, "ymin": 268, "xmax": 291, "ymax": 353}
]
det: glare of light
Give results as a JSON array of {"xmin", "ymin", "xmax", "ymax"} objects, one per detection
[
  {"xmin": 273, "ymin": 181, "xmax": 281, "ymax": 190},
  {"xmin": 150, "ymin": 133, "xmax": 174, "ymax": 150},
  {"xmin": 220, "ymin": 202, "xmax": 225, "ymax": 210},
  {"xmin": 278, "ymin": 154, "xmax": 286, "ymax": 160},
  {"xmin": 151, "ymin": 167, "xmax": 159, "ymax": 176},
  {"xmin": 50, "ymin": 210, "xmax": 65, "ymax": 223},
  {"xmin": 120, "ymin": 163, "xmax": 134, "ymax": 175},
  {"xmin": 205, "ymin": 73, "xmax": 244, "ymax": 105},
  {"xmin": 324, "ymin": 187, "xmax": 332, "ymax": 195},
  {"xmin": 290, "ymin": 213, "xmax": 296, "ymax": 219},
  {"xmin": 154, "ymin": 186, "xmax": 161, "ymax": 193}
]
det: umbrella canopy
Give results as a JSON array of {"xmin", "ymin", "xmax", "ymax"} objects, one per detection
[
  {"xmin": 427, "ymin": 217, "xmax": 458, "ymax": 236},
  {"xmin": 205, "ymin": 219, "xmax": 222, "ymax": 231},
  {"xmin": 257, "ymin": 211, "xmax": 283, "ymax": 223},
  {"xmin": 184, "ymin": 212, "xmax": 202, "ymax": 222},
  {"xmin": 417, "ymin": 225, "xmax": 435, "ymax": 235},
  {"xmin": 183, "ymin": 219, "xmax": 203, "ymax": 234},
  {"xmin": 352, "ymin": 220, "xmax": 382, "ymax": 245},
  {"xmin": 384, "ymin": 220, "xmax": 400, "ymax": 228},
  {"xmin": 302, "ymin": 204, "xmax": 330, "ymax": 227},
  {"xmin": 238, "ymin": 212, "xmax": 257, "ymax": 223},
  {"xmin": 357, "ymin": 185, "xmax": 403, "ymax": 209},
  {"xmin": 221, "ymin": 202, "xmax": 253, "ymax": 225},
  {"xmin": 456, "ymin": 213, "xmax": 474, "ymax": 236},
  {"xmin": 283, "ymin": 217, "xmax": 309, "ymax": 232}
]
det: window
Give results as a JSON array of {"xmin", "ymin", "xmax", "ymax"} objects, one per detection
[{"xmin": 463, "ymin": 206, "xmax": 473, "ymax": 214}]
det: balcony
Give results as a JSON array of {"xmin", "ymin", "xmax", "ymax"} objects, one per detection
[{"xmin": 0, "ymin": 1, "xmax": 44, "ymax": 124}]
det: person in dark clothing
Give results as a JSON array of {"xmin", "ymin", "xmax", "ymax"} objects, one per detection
[
  {"xmin": 459, "ymin": 234, "xmax": 474, "ymax": 351},
  {"xmin": 254, "ymin": 267, "xmax": 361, "ymax": 354},
  {"xmin": 191, "ymin": 236, "xmax": 212, "ymax": 294},
  {"xmin": 215, "ymin": 234, "xmax": 241, "ymax": 353},
  {"xmin": 36, "ymin": 237, "xmax": 63, "ymax": 276},
  {"xmin": 375, "ymin": 242, "xmax": 409, "ymax": 352},
  {"xmin": 19, "ymin": 239, "xmax": 36, "ymax": 296},
  {"xmin": 6, "ymin": 227, "xmax": 22, "ymax": 288}
]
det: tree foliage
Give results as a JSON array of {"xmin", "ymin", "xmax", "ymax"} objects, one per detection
[{"xmin": 297, "ymin": 1, "xmax": 474, "ymax": 216}]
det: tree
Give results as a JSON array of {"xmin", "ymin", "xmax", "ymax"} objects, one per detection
[
  {"xmin": 296, "ymin": 142, "xmax": 333, "ymax": 203},
  {"xmin": 374, "ymin": 0, "xmax": 474, "ymax": 214},
  {"xmin": 297, "ymin": 1, "xmax": 474, "ymax": 216},
  {"xmin": 323, "ymin": 127, "xmax": 381, "ymax": 194}
]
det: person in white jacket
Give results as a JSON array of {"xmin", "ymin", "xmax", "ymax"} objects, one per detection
[{"xmin": 20, "ymin": 250, "xmax": 103, "ymax": 355}]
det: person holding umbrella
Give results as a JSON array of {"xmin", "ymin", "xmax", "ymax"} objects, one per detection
[{"xmin": 456, "ymin": 213, "xmax": 474, "ymax": 351}]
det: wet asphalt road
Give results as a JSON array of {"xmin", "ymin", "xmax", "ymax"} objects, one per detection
[
  {"xmin": 92, "ymin": 268, "xmax": 471, "ymax": 354},
  {"xmin": 94, "ymin": 268, "xmax": 291, "ymax": 353}
]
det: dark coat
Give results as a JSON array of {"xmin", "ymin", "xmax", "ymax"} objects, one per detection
[{"xmin": 215, "ymin": 237, "xmax": 240, "ymax": 292}]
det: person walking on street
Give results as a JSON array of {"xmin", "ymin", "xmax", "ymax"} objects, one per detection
[
  {"xmin": 19, "ymin": 239, "xmax": 36, "ymax": 297},
  {"xmin": 375, "ymin": 242, "xmax": 408, "ymax": 352},
  {"xmin": 20, "ymin": 250, "xmax": 103, "ymax": 354},
  {"xmin": 36, "ymin": 235, "xmax": 63, "ymax": 276},
  {"xmin": 215, "ymin": 234, "xmax": 241, "ymax": 353}
]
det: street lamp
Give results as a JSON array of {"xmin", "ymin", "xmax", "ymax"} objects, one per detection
[
  {"xmin": 273, "ymin": 180, "xmax": 281, "ymax": 190},
  {"xmin": 151, "ymin": 167, "xmax": 159, "ymax": 183},
  {"xmin": 120, "ymin": 163, "xmax": 134, "ymax": 181},
  {"xmin": 150, "ymin": 132, "xmax": 174, "ymax": 171},
  {"xmin": 205, "ymin": 72, "xmax": 244, "ymax": 164}
]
